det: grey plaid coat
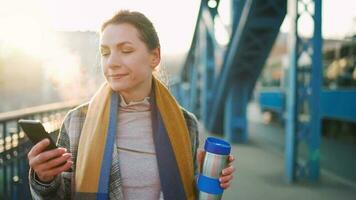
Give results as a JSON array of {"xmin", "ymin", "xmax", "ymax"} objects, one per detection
[{"xmin": 29, "ymin": 102, "xmax": 200, "ymax": 200}]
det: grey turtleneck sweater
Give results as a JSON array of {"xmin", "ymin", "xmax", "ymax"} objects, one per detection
[{"xmin": 116, "ymin": 95, "xmax": 164, "ymax": 200}]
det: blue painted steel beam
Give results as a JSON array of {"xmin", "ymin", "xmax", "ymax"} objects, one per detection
[
  {"xmin": 201, "ymin": 29, "xmax": 215, "ymax": 125},
  {"xmin": 206, "ymin": 0, "xmax": 253, "ymax": 134},
  {"xmin": 285, "ymin": 0, "xmax": 323, "ymax": 182},
  {"xmin": 224, "ymin": 78, "xmax": 249, "ymax": 143},
  {"xmin": 285, "ymin": 0, "xmax": 298, "ymax": 182},
  {"xmin": 207, "ymin": 0, "xmax": 287, "ymax": 138},
  {"xmin": 308, "ymin": 0, "xmax": 322, "ymax": 181},
  {"xmin": 231, "ymin": 0, "xmax": 247, "ymax": 34},
  {"xmin": 174, "ymin": 2, "xmax": 211, "ymax": 115},
  {"xmin": 189, "ymin": 55, "xmax": 199, "ymax": 115}
]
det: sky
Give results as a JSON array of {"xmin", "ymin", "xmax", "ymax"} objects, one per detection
[
  {"xmin": 0, "ymin": 0, "xmax": 200, "ymax": 55},
  {"xmin": 0, "ymin": 0, "xmax": 355, "ymax": 56}
]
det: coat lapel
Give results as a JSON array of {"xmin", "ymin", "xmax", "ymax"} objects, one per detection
[{"xmin": 108, "ymin": 143, "xmax": 124, "ymax": 200}]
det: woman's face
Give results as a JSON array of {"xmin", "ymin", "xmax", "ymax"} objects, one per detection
[{"xmin": 100, "ymin": 23, "xmax": 160, "ymax": 94}]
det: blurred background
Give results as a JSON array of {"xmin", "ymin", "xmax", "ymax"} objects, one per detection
[
  {"xmin": 0, "ymin": 0, "xmax": 356, "ymax": 199},
  {"xmin": 0, "ymin": 0, "xmax": 201, "ymax": 111}
]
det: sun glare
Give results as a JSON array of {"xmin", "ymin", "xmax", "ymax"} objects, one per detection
[{"xmin": 0, "ymin": 16, "xmax": 44, "ymax": 58}]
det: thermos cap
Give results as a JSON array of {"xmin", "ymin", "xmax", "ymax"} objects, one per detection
[{"xmin": 204, "ymin": 137, "xmax": 231, "ymax": 155}]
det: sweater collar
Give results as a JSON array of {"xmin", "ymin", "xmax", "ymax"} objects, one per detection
[{"xmin": 118, "ymin": 94, "xmax": 150, "ymax": 111}]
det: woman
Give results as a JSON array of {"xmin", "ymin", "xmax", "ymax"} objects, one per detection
[{"xmin": 28, "ymin": 10, "xmax": 235, "ymax": 200}]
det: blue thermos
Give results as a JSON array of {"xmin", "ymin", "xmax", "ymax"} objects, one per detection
[{"xmin": 197, "ymin": 137, "xmax": 231, "ymax": 200}]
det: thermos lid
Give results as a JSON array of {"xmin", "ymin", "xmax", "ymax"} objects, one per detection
[{"xmin": 204, "ymin": 137, "xmax": 231, "ymax": 155}]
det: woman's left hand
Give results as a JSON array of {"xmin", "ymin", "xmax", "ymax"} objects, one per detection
[
  {"xmin": 219, "ymin": 154, "xmax": 235, "ymax": 189},
  {"xmin": 197, "ymin": 150, "xmax": 236, "ymax": 189}
]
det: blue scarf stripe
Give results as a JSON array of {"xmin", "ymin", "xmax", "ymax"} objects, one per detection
[
  {"xmin": 97, "ymin": 93, "xmax": 118, "ymax": 198},
  {"xmin": 96, "ymin": 193, "xmax": 109, "ymax": 200},
  {"xmin": 150, "ymin": 94, "xmax": 187, "ymax": 200},
  {"xmin": 155, "ymin": 112, "xmax": 187, "ymax": 199}
]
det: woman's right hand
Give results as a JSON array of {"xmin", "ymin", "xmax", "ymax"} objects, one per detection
[{"xmin": 28, "ymin": 139, "xmax": 73, "ymax": 183}]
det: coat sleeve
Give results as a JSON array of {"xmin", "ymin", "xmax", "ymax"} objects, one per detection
[
  {"xmin": 29, "ymin": 111, "xmax": 73, "ymax": 200},
  {"xmin": 181, "ymin": 108, "xmax": 201, "ymax": 178}
]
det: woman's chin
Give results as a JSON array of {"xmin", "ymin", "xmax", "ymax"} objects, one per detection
[{"xmin": 108, "ymin": 83, "xmax": 130, "ymax": 93}]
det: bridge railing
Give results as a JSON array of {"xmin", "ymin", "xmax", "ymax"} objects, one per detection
[{"xmin": 0, "ymin": 100, "xmax": 82, "ymax": 200}]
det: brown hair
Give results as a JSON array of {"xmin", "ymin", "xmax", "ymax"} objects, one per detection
[{"xmin": 101, "ymin": 10, "xmax": 160, "ymax": 51}]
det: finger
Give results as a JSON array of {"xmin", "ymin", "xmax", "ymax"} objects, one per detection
[
  {"xmin": 28, "ymin": 139, "xmax": 50, "ymax": 159},
  {"xmin": 42, "ymin": 160, "xmax": 73, "ymax": 178},
  {"xmin": 196, "ymin": 149, "xmax": 205, "ymax": 171},
  {"xmin": 220, "ymin": 182, "xmax": 231, "ymax": 189},
  {"xmin": 196, "ymin": 149, "xmax": 205, "ymax": 163},
  {"xmin": 228, "ymin": 155, "xmax": 235, "ymax": 162},
  {"xmin": 37, "ymin": 153, "xmax": 72, "ymax": 172},
  {"xmin": 222, "ymin": 166, "xmax": 235, "ymax": 176},
  {"xmin": 30, "ymin": 148, "xmax": 67, "ymax": 167},
  {"xmin": 219, "ymin": 174, "xmax": 233, "ymax": 183}
]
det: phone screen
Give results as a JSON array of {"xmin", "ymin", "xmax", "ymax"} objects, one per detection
[{"xmin": 18, "ymin": 119, "xmax": 57, "ymax": 150}]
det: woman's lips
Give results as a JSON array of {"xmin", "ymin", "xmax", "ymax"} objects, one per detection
[{"xmin": 109, "ymin": 74, "xmax": 128, "ymax": 79}]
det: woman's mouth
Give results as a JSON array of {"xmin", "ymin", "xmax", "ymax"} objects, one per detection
[{"xmin": 109, "ymin": 74, "xmax": 128, "ymax": 79}]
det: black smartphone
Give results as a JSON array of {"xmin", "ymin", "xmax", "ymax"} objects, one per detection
[{"xmin": 18, "ymin": 119, "xmax": 57, "ymax": 151}]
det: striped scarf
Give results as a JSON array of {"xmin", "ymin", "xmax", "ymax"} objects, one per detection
[{"xmin": 74, "ymin": 77, "xmax": 196, "ymax": 199}]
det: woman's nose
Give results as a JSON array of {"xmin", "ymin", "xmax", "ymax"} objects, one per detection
[{"xmin": 107, "ymin": 54, "xmax": 122, "ymax": 69}]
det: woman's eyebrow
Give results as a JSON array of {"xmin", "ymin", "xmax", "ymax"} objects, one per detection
[
  {"xmin": 100, "ymin": 41, "xmax": 133, "ymax": 47},
  {"xmin": 116, "ymin": 41, "xmax": 133, "ymax": 47},
  {"xmin": 100, "ymin": 42, "xmax": 134, "ymax": 52}
]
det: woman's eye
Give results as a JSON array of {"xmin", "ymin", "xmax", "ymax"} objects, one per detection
[
  {"xmin": 122, "ymin": 49, "xmax": 133, "ymax": 54},
  {"xmin": 101, "ymin": 51, "xmax": 110, "ymax": 56}
]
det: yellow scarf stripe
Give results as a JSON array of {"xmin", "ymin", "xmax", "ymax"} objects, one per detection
[{"xmin": 75, "ymin": 84, "xmax": 112, "ymax": 192}]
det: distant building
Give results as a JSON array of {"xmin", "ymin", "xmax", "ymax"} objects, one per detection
[{"xmin": 0, "ymin": 30, "xmax": 187, "ymax": 112}]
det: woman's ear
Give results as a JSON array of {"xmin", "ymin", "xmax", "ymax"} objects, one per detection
[{"xmin": 151, "ymin": 47, "xmax": 161, "ymax": 69}]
